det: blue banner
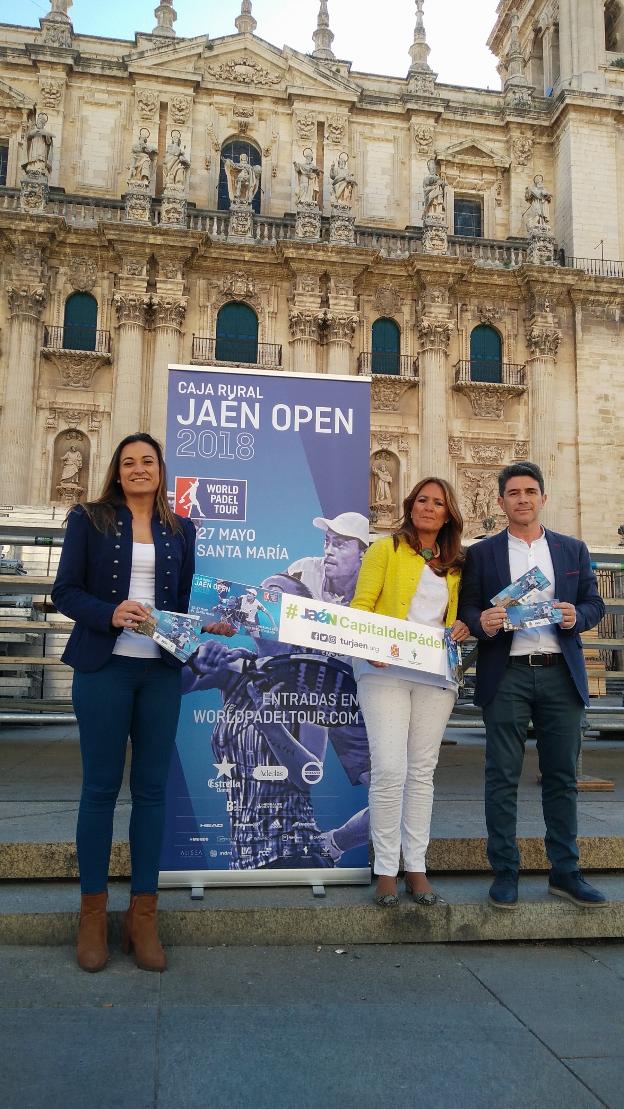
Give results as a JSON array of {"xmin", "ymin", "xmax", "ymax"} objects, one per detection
[{"xmin": 160, "ymin": 365, "xmax": 372, "ymax": 885}]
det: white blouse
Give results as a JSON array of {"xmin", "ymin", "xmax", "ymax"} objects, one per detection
[
  {"xmin": 112, "ymin": 542, "xmax": 161, "ymax": 659},
  {"xmin": 407, "ymin": 565, "xmax": 449, "ymax": 628}
]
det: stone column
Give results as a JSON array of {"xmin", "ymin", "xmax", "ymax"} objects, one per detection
[
  {"xmin": 526, "ymin": 319, "xmax": 561, "ymax": 520},
  {"xmin": 418, "ymin": 316, "xmax": 452, "ymax": 479},
  {"xmin": 1, "ymin": 286, "xmax": 47, "ymax": 502},
  {"xmin": 149, "ymin": 297, "xmax": 187, "ymax": 443},
  {"xmin": 288, "ymin": 309, "xmax": 325, "ymax": 374},
  {"xmin": 111, "ymin": 293, "xmax": 151, "ymax": 444},
  {"xmin": 325, "ymin": 314, "xmax": 358, "ymax": 376}
]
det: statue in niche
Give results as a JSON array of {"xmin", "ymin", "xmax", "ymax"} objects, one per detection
[
  {"xmin": 422, "ymin": 158, "xmax": 446, "ymax": 223},
  {"xmin": 293, "ymin": 148, "xmax": 321, "ymax": 205},
  {"xmin": 524, "ymin": 174, "xmax": 552, "ymax": 231},
  {"xmin": 60, "ymin": 444, "xmax": 83, "ymax": 487},
  {"xmin": 163, "ymin": 130, "xmax": 190, "ymax": 191},
  {"xmin": 128, "ymin": 128, "xmax": 157, "ymax": 189},
  {"xmin": 371, "ymin": 454, "xmax": 394, "ymax": 506},
  {"xmin": 330, "ymin": 151, "xmax": 357, "ymax": 207},
  {"xmin": 222, "ymin": 151, "xmax": 261, "ymax": 205},
  {"xmin": 22, "ymin": 113, "xmax": 54, "ymax": 178}
]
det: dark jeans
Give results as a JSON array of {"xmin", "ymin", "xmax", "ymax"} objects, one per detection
[
  {"xmin": 482, "ymin": 659, "xmax": 584, "ymax": 875},
  {"xmin": 72, "ymin": 656, "xmax": 182, "ymax": 894}
]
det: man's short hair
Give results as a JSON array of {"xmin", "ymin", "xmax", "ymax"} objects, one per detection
[{"xmin": 498, "ymin": 462, "xmax": 545, "ymax": 497}]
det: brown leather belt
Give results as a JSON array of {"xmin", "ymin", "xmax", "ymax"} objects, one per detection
[{"xmin": 510, "ymin": 653, "xmax": 562, "ymax": 668}]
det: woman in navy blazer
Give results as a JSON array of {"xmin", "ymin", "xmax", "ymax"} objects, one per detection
[{"xmin": 52, "ymin": 433, "xmax": 196, "ymax": 973}]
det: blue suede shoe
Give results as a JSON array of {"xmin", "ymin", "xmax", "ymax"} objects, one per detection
[
  {"xmin": 488, "ymin": 871, "xmax": 518, "ymax": 910},
  {"xmin": 548, "ymin": 870, "xmax": 607, "ymax": 908}
]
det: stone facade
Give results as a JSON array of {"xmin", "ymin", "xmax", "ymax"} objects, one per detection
[{"xmin": 0, "ymin": 0, "xmax": 622, "ymax": 545}]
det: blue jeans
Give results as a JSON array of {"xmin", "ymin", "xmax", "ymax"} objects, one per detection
[
  {"xmin": 72, "ymin": 656, "xmax": 181, "ymax": 894},
  {"xmin": 482, "ymin": 659, "xmax": 584, "ymax": 875}
]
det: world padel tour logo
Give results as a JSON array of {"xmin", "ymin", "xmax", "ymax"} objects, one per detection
[{"xmin": 175, "ymin": 476, "xmax": 247, "ymax": 521}]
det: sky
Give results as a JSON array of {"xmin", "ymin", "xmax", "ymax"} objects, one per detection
[{"xmin": 9, "ymin": 0, "xmax": 502, "ymax": 90}]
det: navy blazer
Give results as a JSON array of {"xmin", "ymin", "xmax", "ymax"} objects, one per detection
[
  {"xmin": 51, "ymin": 504, "xmax": 196, "ymax": 672},
  {"xmin": 458, "ymin": 528, "xmax": 604, "ymax": 708}
]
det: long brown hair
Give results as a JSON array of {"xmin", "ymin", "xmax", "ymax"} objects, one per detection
[
  {"xmin": 77, "ymin": 433, "xmax": 181, "ymax": 535},
  {"xmin": 392, "ymin": 476, "xmax": 464, "ymax": 573}
]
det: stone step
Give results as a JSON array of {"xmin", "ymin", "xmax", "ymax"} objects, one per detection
[
  {"xmin": 1, "ymin": 876, "xmax": 623, "ymax": 946},
  {"xmin": 2, "ymin": 835, "xmax": 623, "ymax": 881}
]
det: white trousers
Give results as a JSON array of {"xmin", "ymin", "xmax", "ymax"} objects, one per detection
[{"xmin": 357, "ymin": 675, "xmax": 455, "ymax": 876}]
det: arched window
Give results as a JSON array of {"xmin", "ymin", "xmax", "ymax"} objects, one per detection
[
  {"xmin": 470, "ymin": 325, "xmax": 502, "ymax": 383},
  {"xmin": 215, "ymin": 302, "xmax": 259, "ymax": 364},
  {"xmin": 371, "ymin": 318, "xmax": 401, "ymax": 375},
  {"xmin": 217, "ymin": 139, "xmax": 262, "ymax": 215},
  {"xmin": 63, "ymin": 292, "xmax": 98, "ymax": 352}
]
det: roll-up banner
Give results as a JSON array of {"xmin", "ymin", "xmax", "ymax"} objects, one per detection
[{"xmin": 160, "ymin": 364, "xmax": 372, "ymax": 888}]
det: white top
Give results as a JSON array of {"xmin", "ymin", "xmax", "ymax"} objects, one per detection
[
  {"xmin": 353, "ymin": 565, "xmax": 456, "ymax": 692},
  {"xmin": 112, "ymin": 542, "xmax": 161, "ymax": 659},
  {"xmin": 507, "ymin": 528, "xmax": 561, "ymax": 656},
  {"xmin": 407, "ymin": 564, "xmax": 448, "ymax": 628}
]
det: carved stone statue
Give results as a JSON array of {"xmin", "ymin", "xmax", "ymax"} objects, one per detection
[
  {"xmin": 223, "ymin": 152, "xmax": 261, "ymax": 205},
  {"xmin": 371, "ymin": 456, "xmax": 394, "ymax": 506},
  {"xmin": 293, "ymin": 148, "xmax": 321, "ymax": 206},
  {"xmin": 330, "ymin": 151, "xmax": 357, "ymax": 207},
  {"xmin": 22, "ymin": 113, "xmax": 54, "ymax": 178},
  {"xmin": 163, "ymin": 130, "xmax": 190, "ymax": 191},
  {"xmin": 60, "ymin": 444, "xmax": 83, "ymax": 486},
  {"xmin": 423, "ymin": 158, "xmax": 446, "ymax": 223},
  {"xmin": 524, "ymin": 174, "xmax": 552, "ymax": 231},
  {"xmin": 128, "ymin": 129, "xmax": 157, "ymax": 189}
]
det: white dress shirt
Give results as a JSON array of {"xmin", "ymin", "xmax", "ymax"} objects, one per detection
[{"xmin": 507, "ymin": 528, "xmax": 561, "ymax": 656}]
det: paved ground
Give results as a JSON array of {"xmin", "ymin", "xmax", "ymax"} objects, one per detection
[{"xmin": 1, "ymin": 941, "xmax": 623, "ymax": 1109}]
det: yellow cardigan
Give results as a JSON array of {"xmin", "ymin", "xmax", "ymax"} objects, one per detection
[{"xmin": 350, "ymin": 535, "xmax": 460, "ymax": 627}]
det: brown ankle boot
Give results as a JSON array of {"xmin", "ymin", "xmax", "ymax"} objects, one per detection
[
  {"xmin": 76, "ymin": 891, "xmax": 108, "ymax": 972},
  {"xmin": 121, "ymin": 894, "xmax": 166, "ymax": 972}
]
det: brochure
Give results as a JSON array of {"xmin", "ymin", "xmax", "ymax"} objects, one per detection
[
  {"xmin": 502, "ymin": 602, "xmax": 564, "ymax": 632},
  {"xmin": 135, "ymin": 605, "xmax": 204, "ymax": 663},
  {"xmin": 189, "ymin": 574, "xmax": 281, "ymax": 640},
  {"xmin": 491, "ymin": 567, "xmax": 551, "ymax": 609},
  {"xmin": 444, "ymin": 629, "xmax": 463, "ymax": 684}
]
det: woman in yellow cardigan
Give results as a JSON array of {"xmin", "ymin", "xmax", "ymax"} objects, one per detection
[{"xmin": 351, "ymin": 477, "xmax": 469, "ymax": 906}]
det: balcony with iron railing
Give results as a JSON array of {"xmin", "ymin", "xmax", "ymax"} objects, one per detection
[
  {"xmin": 42, "ymin": 325, "xmax": 111, "ymax": 354},
  {"xmin": 357, "ymin": 352, "xmax": 419, "ymax": 378},
  {"xmin": 454, "ymin": 360, "xmax": 527, "ymax": 387},
  {"xmin": 191, "ymin": 335, "xmax": 282, "ymax": 368}
]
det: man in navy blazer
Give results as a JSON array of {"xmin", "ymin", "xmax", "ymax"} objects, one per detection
[{"xmin": 459, "ymin": 462, "xmax": 606, "ymax": 909}]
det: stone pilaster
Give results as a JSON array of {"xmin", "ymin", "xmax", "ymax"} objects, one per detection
[
  {"xmin": 526, "ymin": 317, "xmax": 561, "ymax": 518},
  {"xmin": 417, "ymin": 315, "xmax": 452, "ymax": 478},
  {"xmin": 288, "ymin": 308, "xmax": 325, "ymax": 374},
  {"xmin": 111, "ymin": 293, "xmax": 151, "ymax": 444},
  {"xmin": 150, "ymin": 297, "xmax": 187, "ymax": 442},
  {"xmin": 325, "ymin": 276, "xmax": 359, "ymax": 376},
  {"xmin": 1, "ymin": 287, "xmax": 47, "ymax": 502}
]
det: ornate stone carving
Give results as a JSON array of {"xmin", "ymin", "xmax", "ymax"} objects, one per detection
[
  {"xmin": 234, "ymin": 102, "xmax": 254, "ymax": 125},
  {"xmin": 524, "ymin": 173, "xmax": 555, "ymax": 264},
  {"xmin": 294, "ymin": 149, "xmax": 321, "ymax": 205},
  {"xmin": 477, "ymin": 304, "xmax": 503, "ymax": 325},
  {"xmin": 454, "ymin": 382, "xmax": 525, "ymax": 419},
  {"xmin": 152, "ymin": 296, "xmax": 187, "ymax": 329},
  {"xmin": 513, "ymin": 136, "xmax": 533, "ymax": 166},
  {"xmin": 288, "ymin": 308, "xmax": 324, "ymax": 342},
  {"xmin": 409, "ymin": 71, "xmax": 436, "ymax": 96},
  {"xmin": 7, "ymin": 286, "xmax": 47, "ymax": 318},
  {"xmin": 40, "ymin": 9, "xmax": 73, "ymax": 49},
  {"xmin": 370, "ymin": 450, "xmax": 399, "ymax": 527},
  {"xmin": 57, "ymin": 408, "xmax": 86, "ymax": 427},
  {"xmin": 113, "ymin": 293, "xmax": 151, "ymax": 327},
  {"xmin": 371, "ymin": 377, "xmax": 410, "ymax": 412},
  {"xmin": 448, "ymin": 437, "xmax": 464, "ymax": 458},
  {"xmin": 418, "ymin": 318, "xmax": 452, "ymax": 352},
  {"xmin": 295, "ymin": 202, "xmax": 321, "ymax": 241},
  {"xmin": 330, "ymin": 151, "xmax": 357, "ymax": 207},
  {"xmin": 526, "ymin": 232, "xmax": 556, "ymax": 265},
  {"xmin": 371, "ymin": 452, "xmax": 395, "ymax": 506},
  {"xmin": 39, "ymin": 78, "xmax": 63, "ymax": 108},
  {"xmin": 89, "ymin": 411, "xmax": 102, "ymax": 431},
  {"xmin": 228, "ymin": 200, "xmax": 254, "ymax": 239},
  {"xmin": 527, "ymin": 326, "xmax": 560, "ymax": 358},
  {"xmin": 329, "ymin": 205, "xmax": 356, "ymax": 245},
  {"xmin": 124, "ymin": 189, "xmax": 152, "ymax": 223},
  {"xmin": 205, "ymin": 56, "xmax": 281, "ymax": 86},
  {"xmin": 163, "ymin": 130, "xmax": 190, "ymax": 191},
  {"xmin": 19, "ymin": 178, "xmax": 49, "ymax": 213},
  {"xmin": 127, "ymin": 128, "xmax": 157, "ymax": 190},
  {"xmin": 470, "ymin": 442, "xmax": 505, "ymax": 464},
  {"xmin": 170, "ymin": 94, "xmax": 192, "ymax": 125},
  {"xmin": 67, "ymin": 256, "xmax": 98, "ymax": 292},
  {"xmin": 221, "ymin": 272, "xmax": 257, "ymax": 303},
  {"xmin": 296, "ymin": 274, "xmax": 319, "ymax": 296},
  {"xmin": 460, "ymin": 468, "xmax": 505, "ymax": 538},
  {"xmin": 326, "ymin": 115, "xmax": 347, "ymax": 144},
  {"xmin": 423, "ymin": 157, "xmax": 446, "ymax": 223},
  {"xmin": 411, "ymin": 123, "xmax": 433, "ymax": 153},
  {"xmin": 223, "ymin": 152, "xmax": 261, "ymax": 204},
  {"xmin": 124, "ymin": 259, "xmax": 146, "ymax": 277},
  {"xmin": 295, "ymin": 113, "xmax": 316, "ymax": 141},
  {"xmin": 325, "ymin": 313, "xmax": 359, "ymax": 343},
  {"xmin": 514, "ymin": 441, "xmax": 529, "ymax": 460},
  {"xmin": 374, "ymin": 285, "xmax": 402, "ymax": 317},
  {"xmin": 160, "ymin": 261, "xmax": 181, "ymax": 281},
  {"xmin": 21, "ymin": 113, "xmax": 53, "ymax": 178},
  {"xmin": 136, "ymin": 89, "xmax": 159, "ymax": 119},
  {"xmin": 42, "ymin": 351, "xmax": 111, "ymax": 388},
  {"xmin": 160, "ymin": 194, "xmax": 187, "ymax": 226}
]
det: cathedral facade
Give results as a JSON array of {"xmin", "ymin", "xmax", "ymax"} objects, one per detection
[{"xmin": 0, "ymin": 0, "xmax": 623, "ymax": 544}]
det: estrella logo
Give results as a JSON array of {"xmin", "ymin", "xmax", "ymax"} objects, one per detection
[{"xmin": 301, "ymin": 608, "xmax": 338, "ymax": 625}]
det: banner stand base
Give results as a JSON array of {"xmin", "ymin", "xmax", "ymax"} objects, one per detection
[
  {"xmin": 159, "ymin": 866, "xmax": 371, "ymax": 890},
  {"xmin": 191, "ymin": 886, "xmax": 205, "ymax": 900},
  {"xmin": 312, "ymin": 884, "xmax": 326, "ymax": 898}
]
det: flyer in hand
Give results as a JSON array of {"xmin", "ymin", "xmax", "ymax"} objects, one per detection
[
  {"xmin": 491, "ymin": 567, "xmax": 551, "ymax": 609},
  {"xmin": 490, "ymin": 567, "xmax": 563, "ymax": 631},
  {"xmin": 502, "ymin": 602, "xmax": 564, "ymax": 632},
  {"xmin": 135, "ymin": 605, "xmax": 204, "ymax": 663},
  {"xmin": 189, "ymin": 574, "xmax": 281, "ymax": 641}
]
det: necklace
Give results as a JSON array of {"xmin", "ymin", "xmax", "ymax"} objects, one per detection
[{"xmin": 420, "ymin": 542, "xmax": 440, "ymax": 562}]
